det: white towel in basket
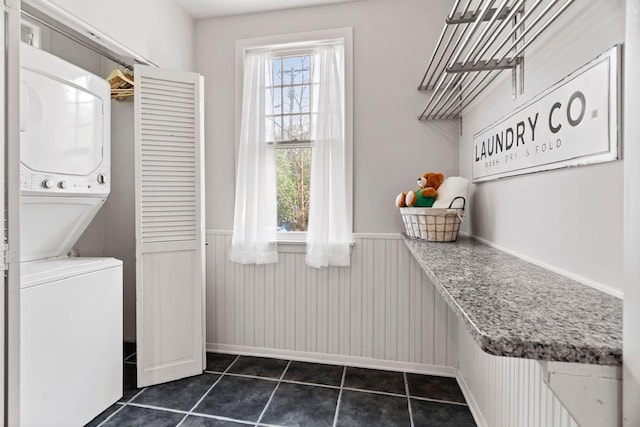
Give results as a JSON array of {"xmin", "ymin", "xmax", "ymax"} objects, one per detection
[{"xmin": 433, "ymin": 177, "xmax": 469, "ymax": 209}]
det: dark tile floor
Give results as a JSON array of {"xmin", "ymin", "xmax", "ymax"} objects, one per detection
[{"xmin": 86, "ymin": 343, "xmax": 476, "ymax": 427}]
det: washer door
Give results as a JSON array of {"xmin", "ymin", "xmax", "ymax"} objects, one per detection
[{"xmin": 20, "ymin": 68, "xmax": 104, "ymax": 176}]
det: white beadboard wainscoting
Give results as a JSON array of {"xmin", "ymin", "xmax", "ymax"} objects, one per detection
[
  {"xmin": 206, "ymin": 230, "xmax": 575, "ymax": 425},
  {"xmin": 206, "ymin": 231, "xmax": 458, "ymax": 375},
  {"xmin": 457, "ymin": 323, "xmax": 578, "ymax": 427}
]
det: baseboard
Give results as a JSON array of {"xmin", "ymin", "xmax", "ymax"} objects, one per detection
[
  {"xmin": 207, "ymin": 343, "xmax": 457, "ymax": 377},
  {"xmin": 456, "ymin": 369, "xmax": 488, "ymax": 427}
]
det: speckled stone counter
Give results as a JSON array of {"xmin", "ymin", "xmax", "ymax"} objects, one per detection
[{"xmin": 402, "ymin": 235, "xmax": 622, "ymax": 366}]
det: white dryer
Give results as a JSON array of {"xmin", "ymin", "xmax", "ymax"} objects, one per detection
[
  {"xmin": 19, "ymin": 43, "xmax": 123, "ymax": 427},
  {"xmin": 20, "ymin": 42, "xmax": 111, "ymax": 262}
]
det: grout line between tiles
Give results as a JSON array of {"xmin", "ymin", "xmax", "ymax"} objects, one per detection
[
  {"xmin": 341, "ymin": 386, "xmax": 406, "ymax": 398},
  {"xmin": 331, "ymin": 366, "xmax": 347, "ymax": 427},
  {"xmin": 182, "ymin": 412, "xmax": 260, "ymax": 426},
  {"xmin": 336, "ymin": 384, "xmax": 469, "ymax": 407},
  {"xmin": 410, "ymin": 395, "xmax": 469, "ymax": 406},
  {"xmin": 209, "ymin": 371, "xmax": 281, "ymax": 382},
  {"xmin": 125, "ymin": 402, "xmax": 188, "ymax": 415},
  {"xmin": 94, "ymin": 402, "xmax": 127, "ymax": 427},
  {"xmin": 124, "ymin": 386, "xmax": 148, "ymax": 403},
  {"xmin": 206, "ymin": 370, "xmax": 342, "ymax": 389},
  {"xmin": 176, "ymin": 355, "xmax": 241, "ymax": 427},
  {"xmin": 255, "ymin": 360, "xmax": 292, "ymax": 427},
  {"xmin": 176, "ymin": 414, "xmax": 188, "ymax": 425},
  {"xmin": 278, "ymin": 378, "xmax": 341, "ymax": 390},
  {"xmin": 96, "ymin": 387, "xmax": 147, "ymax": 427},
  {"xmin": 404, "ymin": 372, "xmax": 415, "ymax": 427}
]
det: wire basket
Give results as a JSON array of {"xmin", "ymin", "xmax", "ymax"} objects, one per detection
[{"xmin": 400, "ymin": 197, "xmax": 466, "ymax": 242}]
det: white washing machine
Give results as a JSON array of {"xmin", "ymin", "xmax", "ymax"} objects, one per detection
[
  {"xmin": 19, "ymin": 43, "xmax": 123, "ymax": 427},
  {"xmin": 20, "ymin": 258, "xmax": 122, "ymax": 427}
]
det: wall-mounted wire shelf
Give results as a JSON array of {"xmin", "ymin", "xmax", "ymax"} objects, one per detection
[{"xmin": 418, "ymin": 0, "xmax": 576, "ymax": 121}]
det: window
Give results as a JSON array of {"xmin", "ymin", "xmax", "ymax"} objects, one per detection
[
  {"xmin": 270, "ymin": 53, "xmax": 313, "ymax": 233},
  {"xmin": 232, "ymin": 29, "xmax": 353, "ymax": 265}
]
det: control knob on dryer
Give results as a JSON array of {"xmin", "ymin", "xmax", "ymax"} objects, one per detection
[
  {"xmin": 41, "ymin": 179, "xmax": 53, "ymax": 189},
  {"xmin": 58, "ymin": 181, "xmax": 68, "ymax": 189}
]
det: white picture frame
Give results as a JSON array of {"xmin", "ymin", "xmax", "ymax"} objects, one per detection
[{"xmin": 472, "ymin": 45, "xmax": 621, "ymax": 183}]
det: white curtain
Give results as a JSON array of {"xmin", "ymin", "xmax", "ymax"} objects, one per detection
[
  {"xmin": 306, "ymin": 44, "xmax": 351, "ymax": 268},
  {"xmin": 229, "ymin": 51, "xmax": 278, "ymax": 264}
]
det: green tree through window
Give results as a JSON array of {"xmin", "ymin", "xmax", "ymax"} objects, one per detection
[{"xmin": 270, "ymin": 54, "xmax": 313, "ymax": 232}]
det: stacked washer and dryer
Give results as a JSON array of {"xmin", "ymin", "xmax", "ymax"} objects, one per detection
[{"xmin": 19, "ymin": 43, "xmax": 123, "ymax": 426}]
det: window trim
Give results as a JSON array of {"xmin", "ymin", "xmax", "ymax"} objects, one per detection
[{"xmin": 235, "ymin": 28, "xmax": 354, "ymax": 244}]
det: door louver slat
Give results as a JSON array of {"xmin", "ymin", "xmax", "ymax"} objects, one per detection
[
  {"xmin": 141, "ymin": 114, "xmax": 196, "ymax": 125},
  {"xmin": 141, "ymin": 140, "xmax": 196, "ymax": 148},
  {"xmin": 141, "ymin": 109, "xmax": 195, "ymax": 119},
  {"xmin": 141, "ymin": 87, "xmax": 196, "ymax": 98},
  {"xmin": 141, "ymin": 100, "xmax": 195, "ymax": 112},
  {"xmin": 142, "ymin": 149, "xmax": 196, "ymax": 156},
  {"xmin": 140, "ymin": 94, "xmax": 195, "ymax": 106},
  {"xmin": 140, "ymin": 127, "xmax": 195, "ymax": 136},
  {"xmin": 142, "ymin": 134, "xmax": 195, "ymax": 142},
  {"xmin": 140, "ymin": 76, "xmax": 193, "ymax": 88},
  {"xmin": 141, "ymin": 215, "xmax": 196, "ymax": 222},
  {"xmin": 142, "ymin": 119, "xmax": 196, "ymax": 129}
]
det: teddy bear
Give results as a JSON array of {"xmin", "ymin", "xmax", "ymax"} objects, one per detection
[{"xmin": 396, "ymin": 172, "xmax": 445, "ymax": 208}]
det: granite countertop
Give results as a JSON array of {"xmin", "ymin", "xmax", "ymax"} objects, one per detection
[{"xmin": 402, "ymin": 235, "xmax": 622, "ymax": 366}]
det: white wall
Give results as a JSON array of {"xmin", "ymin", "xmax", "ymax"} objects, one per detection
[
  {"xmin": 194, "ymin": 0, "xmax": 459, "ymax": 233},
  {"xmin": 46, "ymin": 0, "xmax": 194, "ymax": 70},
  {"xmin": 458, "ymin": 0, "xmax": 625, "ymax": 296},
  {"xmin": 623, "ymin": 0, "xmax": 640, "ymax": 424}
]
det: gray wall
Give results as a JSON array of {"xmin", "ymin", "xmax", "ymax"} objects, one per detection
[
  {"xmin": 194, "ymin": 0, "xmax": 460, "ymax": 233},
  {"xmin": 458, "ymin": 0, "xmax": 625, "ymax": 296}
]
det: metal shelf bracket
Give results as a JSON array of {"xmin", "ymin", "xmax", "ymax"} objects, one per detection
[
  {"xmin": 418, "ymin": 0, "xmax": 577, "ymax": 121},
  {"xmin": 446, "ymin": 4, "xmax": 522, "ymax": 24},
  {"xmin": 447, "ymin": 57, "xmax": 520, "ymax": 73}
]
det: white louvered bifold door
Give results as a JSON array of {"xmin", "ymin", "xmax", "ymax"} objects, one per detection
[{"xmin": 134, "ymin": 65, "xmax": 205, "ymax": 387}]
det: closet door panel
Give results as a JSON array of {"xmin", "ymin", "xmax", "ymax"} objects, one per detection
[{"xmin": 134, "ymin": 65, "xmax": 205, "ymax": 387}]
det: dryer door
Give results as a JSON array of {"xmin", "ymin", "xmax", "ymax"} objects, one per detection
[{"xmin": 20, "ymin": 61, "xmax": 105, "ymax": 176}]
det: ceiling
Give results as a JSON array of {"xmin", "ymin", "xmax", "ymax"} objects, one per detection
[{"xmin": 175, "ymin": 0, "xmax": 363, "ymax": 18}]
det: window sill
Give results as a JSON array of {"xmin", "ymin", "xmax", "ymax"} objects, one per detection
[{"xmin": 273, "ymin": 239, "xmax": 356, "ymax": 254}]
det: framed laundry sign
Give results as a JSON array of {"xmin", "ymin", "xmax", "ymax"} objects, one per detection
[{"xmin": 472, "ymin": 45, "xmax": 621, "ymax": 183}]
